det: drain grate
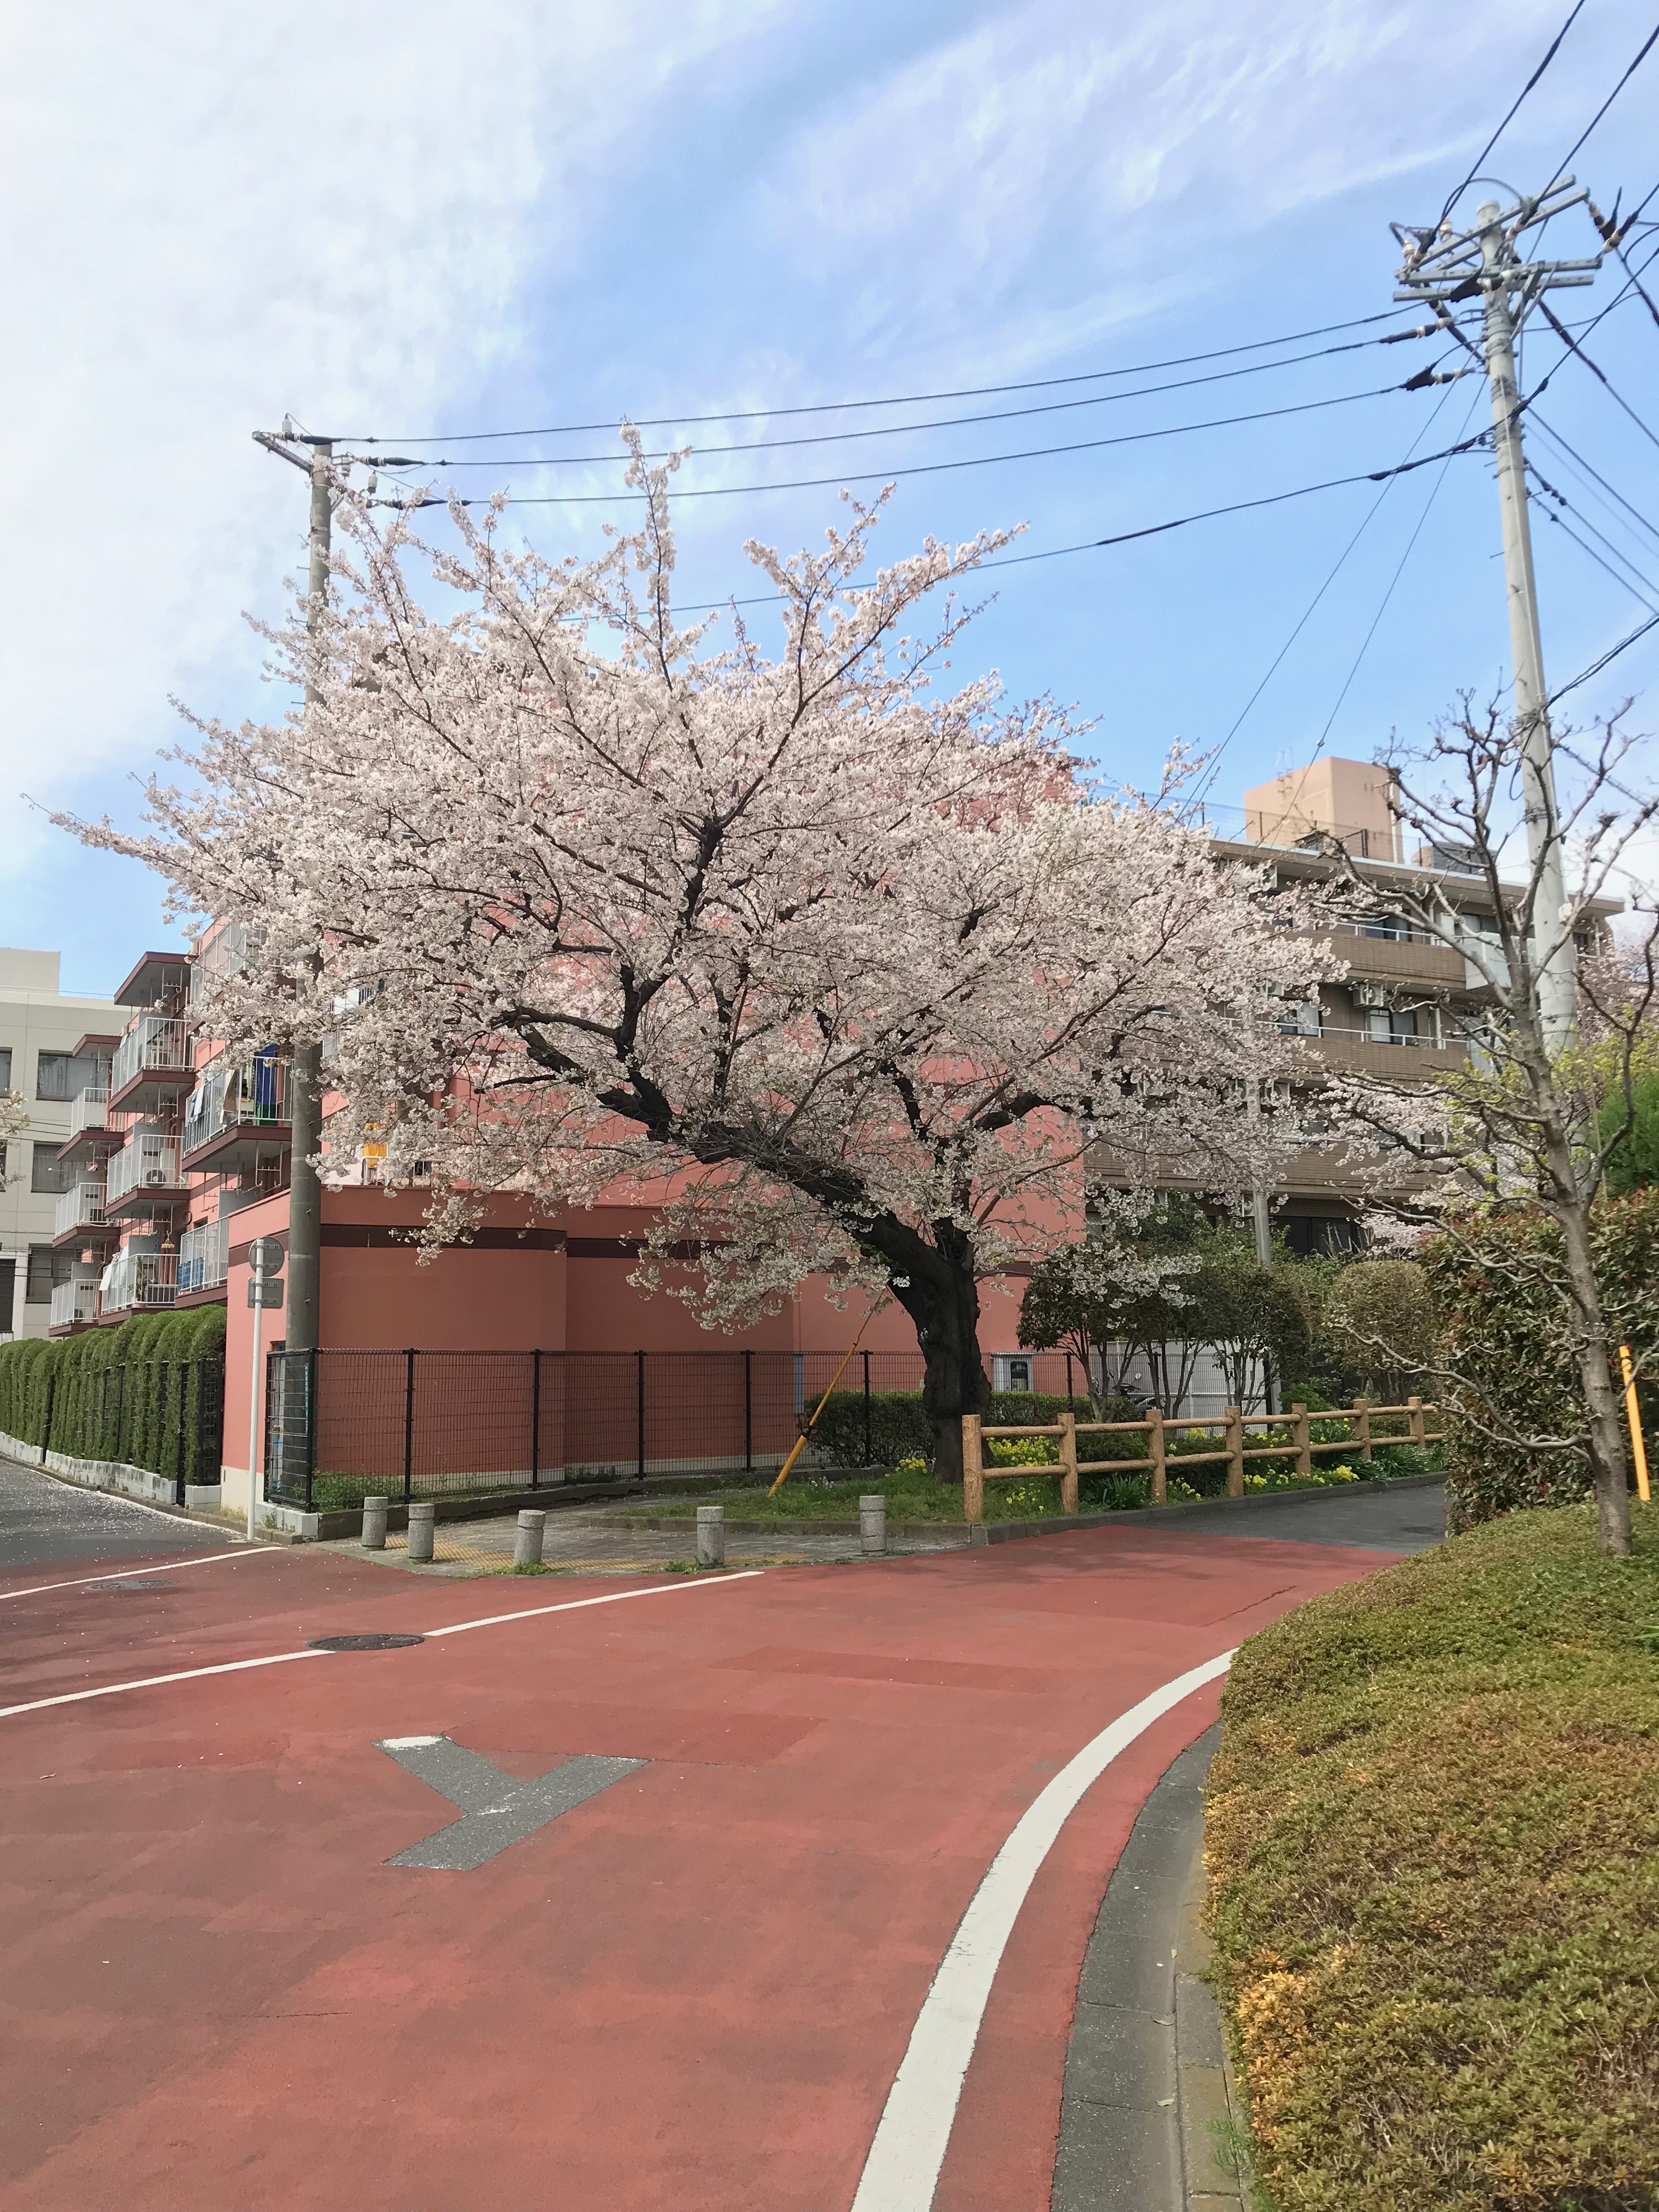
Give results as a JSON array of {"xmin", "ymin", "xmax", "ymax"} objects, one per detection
[{"xmin": 308, "ymin": 1633, "xmax": 426, "ymax": 1651}]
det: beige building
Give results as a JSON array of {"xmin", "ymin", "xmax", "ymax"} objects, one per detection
[{"xmin": 0, "ymin": 949, "xmax": 117, "ymax": 1340}]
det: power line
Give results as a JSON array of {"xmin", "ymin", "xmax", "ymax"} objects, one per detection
[
  {"xmin": 382, "ymin": 379, "xmax": 1420, "ymax": 510},
  {"xmin": 335, "ymin": 311, "xmax": 1430, "ymax": 447},
  {"xmin": 340, "ymin": 340, "xmax": 1462, "ymax": 473},
  {"xmin": 1527, "ymin": 410, "xmax": 1659, "ymax": 551},
  {"xmin": 669, "ymin": 428, "xmax": 1491, "ymax": 614},
  {"xmin": 1185, "ymin": 385, "xmax": 1470, "ymax": 808},
  {"xmin": 1531, "ymin": 472, "xmax": 1659, "ymax": 613},
  {"xmin": 1313, "ymin": 387, "xmax": 1487, "ymax": 753},
  {"xmin": 1549, "ymin": 15, "xmax": 1659, "ymax": 184},
  {"xmin": 1532, "ymin": 295, "xmax": 1659, "ymax": 453},
  {"xmin": 1550, "ymin": 607, "xmax": 1659, "ymax": 702},
  {"xmin": 1437, "ymin": 0, "xmax": 1586, "ymax": 225}
]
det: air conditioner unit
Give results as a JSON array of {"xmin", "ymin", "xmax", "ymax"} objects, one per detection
[
  {"xmin": 144, "ymin": 1169, "xmax": 168, "ymax": 1186},
  {"xmin": 1353, "ymin": 983, "xmax": 1389, "ymax": 1009}
]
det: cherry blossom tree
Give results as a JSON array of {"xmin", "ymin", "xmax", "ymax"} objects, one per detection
[
  {"xmin": 0, "ymin": 1089, "xmax": 27, "ymax": 1187},
  {"xmin": 65, "ymin": 442, "xmax": 1330, "ymax": 1476}
]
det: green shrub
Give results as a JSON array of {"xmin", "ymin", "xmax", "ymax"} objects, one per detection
[
  {"xmin": 809, "ymin": 1387, "xmax": 1111, "ymax": 1470},
  {"xmin": 1207, "ymin": 1504, "xmax": 1659, "ymax": 2212},
  {"xmin": 0, "ymin": 1307, "xmax": 225, "ymax": 1486},
  {"xmin": 1423, "ymin": 1192, "xmax": 1659, "ymax": 1530}
]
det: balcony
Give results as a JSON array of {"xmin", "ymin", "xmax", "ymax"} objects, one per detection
[
  {"xmin": 177, "ymin": 1215, "xmax": 230, "ymax": 1295},
  {"xmin": 1311, "ymin": 923, "xmax": 1468, "ymax": 992},
  {"xmin": 99, "ymin": 1246, "xmax": 178, "ymax": 1316},
  {"xmin": 53, "ymin": 1180, "xmax": 110, "ymax": 1245},
  {"xmin": 181, "ymin": 1052, "xmax": 290, "ymax": 1173},
  {"xmin": 109, "ymin": 1013, "xmax": 194, "ymax": 1114},
  {"xmin": 104, "ymin": 1132, "xmax": 188, "ymax": 1216},
  {"xmin": 49, "ymin": 1278, "xmax": 100, "ymax": 1331},
  {"xmin": 1312, "ymin": 1024, "xmax": 1471, "ymax": 1080}
]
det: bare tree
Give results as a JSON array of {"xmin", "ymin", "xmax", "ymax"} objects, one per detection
[{"xmin": 1316, "ymin": 700, "xmax": 1658, "ymax": 1557}]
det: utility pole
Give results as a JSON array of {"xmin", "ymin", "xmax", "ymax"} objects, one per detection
[
  {"xmin": 1392, "ymin": 180, "xmax": 1601, "ymax": 1051},
  {"xmin": 250, "ymin": 425, "xmax": 334, "ymax": 1506}
]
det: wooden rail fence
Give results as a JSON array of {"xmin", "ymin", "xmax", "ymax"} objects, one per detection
[{"xmin": 960, "ymin": 1396, "xmax": 1444, "ymax": 1523}]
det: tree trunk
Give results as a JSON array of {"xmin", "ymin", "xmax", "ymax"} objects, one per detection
[
  {"xmin": 1558, "ymin": 1197, "xmax": 1633, "ymax": 1557},
  {"xmin": 883, "ymin": 1222, "xmax": 990, "ymax": 1483}
]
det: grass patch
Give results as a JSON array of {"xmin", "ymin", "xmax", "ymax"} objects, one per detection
[{"xmin": 1206, "ymin": 1501, "xmax": 1659, "ymax": 2212}]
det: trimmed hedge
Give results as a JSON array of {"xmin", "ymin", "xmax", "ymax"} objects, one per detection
[
  {"xmin": 1422, "ymin": 1192, "xmax": 1659, "ymax": 1530},
  {"xmin": 1206, "ymin": 1503, "xmax": 1659, "ymax": 2211},
  {"xmin": 0, "ymin": 1308, "xmax": 226, "ymax": 1488}
]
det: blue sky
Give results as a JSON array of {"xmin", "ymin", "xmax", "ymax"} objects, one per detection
[{"xmin": 5, "ymin": 0, "xmax": 1656, "ymax": 994}]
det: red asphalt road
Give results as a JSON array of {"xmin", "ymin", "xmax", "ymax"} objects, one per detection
[{"xmin": 0, "ymin": 1528, "xmax": 1396, "ymax": 2212}]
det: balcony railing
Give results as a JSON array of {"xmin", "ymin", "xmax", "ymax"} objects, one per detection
[
  {"xmin": 106, "ymin": 1132, "xmax": 184, "ymax": 1206},
  {"xmin": 177, "ymin": 1215, "xmax": 230, "ymax": 1294},
  {"xmin": 99, "ymin": 1247, "xmax": 178, "ymax": 1315},
  {"xmin": 1315, "ymin": 1024, "xmax": 1470, "ymax": 1056},
  {"xmin": 68, "ymin": 1086, "xmax": 110, "ymax": 1140},
  {"xmin": 50, "ymin": 1278, "xmax": 100, "ymax": 1329},
  {"xmin": 54, "ymin": 1181, "xmax": 108, "ymax": 1238},
  {"xmin": 182, "ymin": 1052, "xmax": 290, "ymax": 1159},
  {"xmin": 111, "ymin": 1013, "xmax": 190, "ymax": 1097}
]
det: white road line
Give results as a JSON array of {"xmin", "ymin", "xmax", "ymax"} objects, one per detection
[
  {"xmin": 0, "ymin": 1648, "xmax": 331, "ymax": 1719},
  {"xmin": 849, "ymin": 1649, "xmax": 1235, "ymax": 2212},
  {"xmin": 0, "ymin": 1569, "xmax": 765, "ymax": 1722},
  {"xmin": 0, "ymin": 1548, "xmax": 282, "ymax": 1604}
]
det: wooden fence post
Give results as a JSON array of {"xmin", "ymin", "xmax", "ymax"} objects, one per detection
[
  {"xmin": 1058, "ymin": 1410, "xmax": 1079, "ymax": 1516},
  {"xmin": 1293, "ymin": 1402, "xmax": 1311, "ymax": 1480},
  {"xmin": 961, "ymin": 1415, "xmax": 984, "ymax": 1525},
  {"xmin": 1225, "ymin": 1405, "xmax": 1244, "ymax": 1497},
  {"xmin": 1147, "ymin": 1406, "xmax": 1166, "ymax": 1504},
  {"xmin": 1407, "ymin": 1394, "xmax": 1425, "ymax": 1446},
  {"xmin": 1354, "ymin": 1395, "xmax": 1373, "ymax": 1463}
]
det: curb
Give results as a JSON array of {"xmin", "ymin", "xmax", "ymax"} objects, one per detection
[
  {"xmin": 1052, "ymin": 1722, "xmax": 1249, "ymax": 2211},
  {"xmin": 974, "ymin": 1468, "xmax": 1443, "ymax": 1545}
]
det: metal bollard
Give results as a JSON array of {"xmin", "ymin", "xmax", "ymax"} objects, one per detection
[
  {"xmin": 514, "ymin": 1509, "xmax": 546, "ymax": 1568},
  {"xmin": 860, "ymin": 1494, "xmax": 887, "ymax": 1556},
  {"xmin": 407, "ymin": 1500, "xmax": 436, "ymax": 1564},
  {"xmin": 361, "ymin": 1496, "xmax": 389, "ymax": 1550},
  {"xmin": 696, "ymin": 1503, "xmax": 725, "ymax": 1568}
]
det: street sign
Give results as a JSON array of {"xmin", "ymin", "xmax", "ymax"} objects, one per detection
[
  {"xmin": 247, "ymin": 1235, "xmax": 285, "ymax": 1275},
  {"xmin": 249, "ymin": 1278, "xmax": 284, "ymax": 1309}
]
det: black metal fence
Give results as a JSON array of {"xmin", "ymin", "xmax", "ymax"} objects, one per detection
[{"xmin": 264, "ymin": 1346, "xmax": 1093, "ymax": 1511}]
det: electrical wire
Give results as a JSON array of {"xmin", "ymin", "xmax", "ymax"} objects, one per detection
[
  {"xmin": 379, "ymin": 380, "xmax": 1418, "ymax": 510},
  {"xmin": 335, "ymin": 311, "xmax": 1436, "ymax": 446},
  {"xmin": 1548, "ymin": 16, "xmax": 1659, "ymax": 185},
  {"xmin": 1184, "ymin": 385, "xmax": 1470, "ymax": 810},
  {"xmin": 1532, "ymin": 477, "xmax": 1659, "ymax": 613},
  {"xmin": 1313, "ymin": 386, "xmax": 1488, "ymax": 754},
  {"xmin": 667, "ymin": 428, "xmax": 1491, "ymax": 614},
  {"xmin": 1550, "ymin": 607, "xmax": 1659, "ymax": 702},
  {"xmin": 338, "ymin": 341, "xmax": 1461, "ymax": 473},
  {"xmin": 1532, "ymin": 297, "xmax": 1659, "ymax": 453},
  {"xmin": 1527, "ymin": 411, "xmax": 1659, "ymax": 552},
  {"xmin": 1437, "ymin": 0, "xmax": 1585, "ymax": 226}
]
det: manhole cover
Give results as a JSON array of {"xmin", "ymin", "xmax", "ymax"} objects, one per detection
[{"xmin": 308, "ymin": 1633, "xmax": 426, "ymax": 1651}]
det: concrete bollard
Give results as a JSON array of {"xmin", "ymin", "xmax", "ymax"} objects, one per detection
[
  {"xmin": 696, "ymin": 1503, "xmax": 726, "ymax": 1568},
  {"xmin": 361, "ymin": 1496, "xmax": 389, "ymax": 1550},
  {"xmin": 407, "ymin": 1500, "xmax": 436, "ymax": 1564},
  {"xmin": 860, "ymin": 1494, "xmax": 888, "ymax": 1556},
  {"xmin": 514, "ymin": 1509, "xmax": 547, "ymax": 1568}
]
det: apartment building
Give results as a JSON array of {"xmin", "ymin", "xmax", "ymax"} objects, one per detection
[
  {"xmin": 1209, "ymin": 755, "xmax": 1620, "ymax": 1253},
  {"xmin": 0, "ymin": 949, "xmax": 120, "ymax": 1340}
]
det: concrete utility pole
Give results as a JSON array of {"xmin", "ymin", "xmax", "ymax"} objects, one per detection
[{"xmin": 1392, "ymin": 180, "xmax": 1602, "ymax": 1051}]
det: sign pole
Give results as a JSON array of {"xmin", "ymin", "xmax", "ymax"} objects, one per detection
[{"xmin": 246, "ymin": 1253, "xmax": 264, "ymax": 1541}]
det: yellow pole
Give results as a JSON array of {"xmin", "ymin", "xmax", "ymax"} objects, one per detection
[
  {"xmin": 768, "ymin": 1302, "xmax": 888, "ymax": 1498},
  {"xmin": 1619, "ymin": 1344, "xmax": 1651, "ymax": 1504}
]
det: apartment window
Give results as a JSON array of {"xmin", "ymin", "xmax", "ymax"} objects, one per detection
[
  {"xmin": 0, "ymin": 1047, "xmax": 12, "ymax": 1090},
  {"xmin": 30, "ymin": 1143, "xmax": 72, "ymax": 1194},
  {"xmin": 0, "ymin": 1256, "xmax": 14, "ymax": 1330},
  {"xmin": 26, "ymin": 1245, "xmax": 71, "ymax": 1304}
]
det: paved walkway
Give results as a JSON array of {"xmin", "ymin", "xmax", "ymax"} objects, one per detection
[
  {"xmin": 0, "ymin": 1483, "xmax": 1435, "ymax": 2211},
  {"xmin": 0, "ymin": 1452, "xmax": 233, "ymax": 1569}
]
